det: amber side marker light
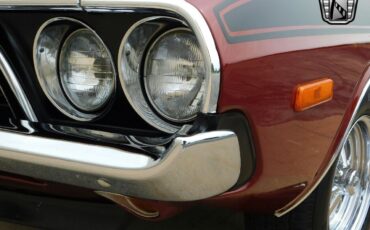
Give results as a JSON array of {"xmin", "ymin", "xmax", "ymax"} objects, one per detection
[{"xmin": 294, "ymin": 78, "xmax": 334, "ymax": 112}]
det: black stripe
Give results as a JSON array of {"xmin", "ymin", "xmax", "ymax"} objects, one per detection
[{"xmin": 214, "ymin": 0, "xmax": 365, "ymax": 43}]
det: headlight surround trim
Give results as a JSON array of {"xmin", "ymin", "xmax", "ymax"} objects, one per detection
[
  {"xmin": 118, "ymin": 16, "xmax": 182, "ymax": 133},
  {"xmin": 33, "ymin": 17, "xmax": 116, "ymax": 121},
  {"xmin": 118, "ymin": 16, "xmax": 212, "ymax": 133},
  {"xmin": 143, "ymin": 27, "xmax": 206, "ymax": 123}
]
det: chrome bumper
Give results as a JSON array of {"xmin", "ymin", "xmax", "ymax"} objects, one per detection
[{"xmin": 0, "ymin": 130, "xmax": 241, "ymax": 201}]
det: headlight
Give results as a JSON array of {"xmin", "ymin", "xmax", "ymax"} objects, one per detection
[
  {"xmin": 119, "ymin": 17, "xmax": 211, "ymax": 133},
  {"xmin": 59, "ymin": 29, "xmax": 115, "ymax": 112},
  {"xmin": 144, "ymin": 29, "xmax": 206, "ymax": 122},
  {"xmin": 34, "ymin": 18, "xmax": 115, "ymax": 120}
]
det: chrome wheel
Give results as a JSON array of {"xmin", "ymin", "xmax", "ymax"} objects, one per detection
[{"xmin": 329, "ymin": 116, "xmax": 370, "ymax": 230}]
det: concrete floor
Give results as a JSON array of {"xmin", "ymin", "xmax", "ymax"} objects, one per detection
[
  {"xmin": 0, "ymin": 222, "xmax": 35, "ymax": 230},
  {"xmin": 0, "ymin": 206, "xmax": 245, "ymax": 230},
  {"xmin": 126, "ymin": 207, "xmax": 245, "ymax": 230}
]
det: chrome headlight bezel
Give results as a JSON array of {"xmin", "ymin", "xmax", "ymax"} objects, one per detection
[
  {"xmin": 118, "ymin": 17, "xmax": 215, "ymax": 133},
  {"xmin": 143, "ymin": 27, "xmax": 206, "ymax": 123},
  {"xmin": 33, "ymin": 17, "xmax": 116, "ymax": 121}
]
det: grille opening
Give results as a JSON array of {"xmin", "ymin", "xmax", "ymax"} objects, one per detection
[
  {"xmin": 0, "ymin": 11, "xmax": 183, "ymax": 134},
  {"xmin": 0, "ymin": 87, "xmax": 8, "ymax": 107},
  {"xmin": 0, "ymin": 86, "xmax": 15, "ymax": 128}
]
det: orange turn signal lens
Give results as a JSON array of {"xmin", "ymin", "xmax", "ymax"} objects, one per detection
[{"xmin": 294, "ymin": 78, "xmax": 333, "ymax": 112}]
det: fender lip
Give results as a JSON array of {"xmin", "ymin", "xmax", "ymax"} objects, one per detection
[
  {"xmin": 275, "ymin": 66, "xmax": 370, "ymax": 217},
  {"xmin": 0, "ymin": 129, "xmax": 241, "ymax": 201}
]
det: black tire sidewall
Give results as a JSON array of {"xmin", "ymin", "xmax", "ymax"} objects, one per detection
[{"xmin": 312, "ymin": 155, "xmax": 337, "ymax": 230}]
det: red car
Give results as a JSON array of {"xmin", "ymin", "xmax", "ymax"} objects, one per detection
[{"xmin": 0, "ymin": 0, "xmax": 368, "ymax": 229}]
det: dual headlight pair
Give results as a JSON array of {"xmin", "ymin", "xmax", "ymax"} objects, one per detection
[{"xmin": 34, "ymin": 17, "xmax": 207, "ymax": 133}]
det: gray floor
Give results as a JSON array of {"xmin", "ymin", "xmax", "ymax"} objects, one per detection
[
  {"xmin": 0, "ymin": 206, "xmax": 245, "ymax": 230},
  {"xmin": 0, "ymin": 222, "xmax": 35, "ymax": 230},
  {"xmin": 126, "ymin": 207, "xmax": 245, "ymax": 230}
]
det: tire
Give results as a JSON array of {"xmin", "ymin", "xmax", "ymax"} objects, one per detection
[{"xmin": 245, "ymin": 116, "xmax": 370, "ymax": 230}]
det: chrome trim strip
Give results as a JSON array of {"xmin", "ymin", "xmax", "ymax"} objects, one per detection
[
  {"xmin": 0, "ymin": 131, "xmax": 154, "ymax": 169},
  {"xmin": 117, "ymin": 16, "xmax": 182, "ymax": 133},
  {"xmin": 275, "ymin": 68, "xmax": 370, "ymax": 217},
  {"xmin": 0, "ymin": 0, "xmax": 79, "ymax": 6},
  {"xmin": 0, "ymin": 0, "xmax": 81, "ymax": 10},
  {"xmin": 0, "ymin": 130, "xmax": 241, "ymax": 201},
  {"xmin": 81, "ymin": 0, "xmax": 221, "ymax": 114},
  {"xmin": 0, "ymin": 50, "xmax": 38, "ymax": 122}
]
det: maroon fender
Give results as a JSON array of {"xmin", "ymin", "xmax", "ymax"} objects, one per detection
[{"xmin": 188, "ymin": 0, "xmax": 370, "ymax": 214}]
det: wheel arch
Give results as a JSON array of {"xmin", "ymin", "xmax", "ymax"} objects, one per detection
[{"xmin": 275, "ymin": 65, "xmax": 370, "ymax": 217}]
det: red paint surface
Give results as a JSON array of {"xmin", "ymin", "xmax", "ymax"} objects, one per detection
[{"xmin": 188, "ymin": 0, "xmax": 370, "ymax": 213}]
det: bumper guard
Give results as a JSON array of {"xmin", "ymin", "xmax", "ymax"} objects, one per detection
[{"xmin": 0, "ymin": 130, "xmax": 241, "ymax": 201}]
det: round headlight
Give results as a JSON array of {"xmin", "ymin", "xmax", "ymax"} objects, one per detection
[
  {"xmin": 119, "ymin": 17, "xmax": 213, "ymax": 133},
  {"xmin": 34, "ymin": 18, "xmax": 116, "ymax": 121},
  {"xmin": 59, "ymin": 29, "xmax": 115, "ymax": 112},
  {"xmin": 144, "ymin": 29, "xmax": 206, "ymax": 122}
]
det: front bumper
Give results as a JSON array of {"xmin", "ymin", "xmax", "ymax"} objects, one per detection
[{"xmin": 0, "ymin": 129, "xmax": 241, "ymax": 201}]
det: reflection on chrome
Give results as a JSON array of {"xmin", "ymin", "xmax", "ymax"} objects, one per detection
[
  {"xmin": 119, "ymin": 17, "xmax": 181, "ymax": 133},
  {"xmin": 34, "ymin": 17, "xmax": 115, "ymax": 121},
  {"xmin": 48, "ymin": 124, "xmax": 170, "ymax": 156},
  {"xmin": 329, "ymin": 116, "xmax": 370, "ymax": 230}
]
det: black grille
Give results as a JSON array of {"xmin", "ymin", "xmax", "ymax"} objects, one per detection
[
  {"xmin": 0, "ymin": 11, "xmax": 165, "ymax": 133},
  {"xmin": 0, "ymin": 87, "xmax": 14, "ymax": 127},
  {"xmin": 0, "ymin": 87, "xmax": 8, "ymax": 107}
]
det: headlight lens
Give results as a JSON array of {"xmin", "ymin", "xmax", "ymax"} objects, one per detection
[
  {"xmin": 59, "ymin": 29, "xmax": 115, "ymax": 112},
  {"xmin": 144, "ymin": 29, "xmax": 206, "ymax": 122},
  {"xmin": 34, "ymin": 18, "xmax": 115, "ymax": 121}
]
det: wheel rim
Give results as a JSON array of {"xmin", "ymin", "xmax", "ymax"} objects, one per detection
[{"xmin": 329, "ymin": 116, "xmax": 370, "ymax": 230}]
